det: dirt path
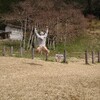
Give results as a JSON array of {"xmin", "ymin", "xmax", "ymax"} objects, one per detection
[{"xmin": 0, "ymin": 57, "xmax": 100, "ymax": 100}]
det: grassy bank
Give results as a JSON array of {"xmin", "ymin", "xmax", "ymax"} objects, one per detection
[
  {"xmin": 0, "ymin": 32, "xmax": 100, "ymax": 60},
  {"xmin": 55, "ymin": 35, "xmax": 100, "ymax": 53}
]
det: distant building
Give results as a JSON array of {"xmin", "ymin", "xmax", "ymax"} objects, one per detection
[
  {"xmin": 0, "ymin": 30, "xmax": 10, "ymax": 39},
  {"xmin": 5, "ymin": 25, "xmax": 23, "ymax": 40}
]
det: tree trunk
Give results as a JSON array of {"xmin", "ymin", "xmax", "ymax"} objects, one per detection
[
  {"xmin": 23, "ymin": 18, "xmax": 27, "ymax": 49},
  {"xmin": 87, "ymin": 0, "xmax": 92, "ymax": 14},
  {"xmin": 27, "ymin": 26, "xmax": 33, "ymax": 50}
]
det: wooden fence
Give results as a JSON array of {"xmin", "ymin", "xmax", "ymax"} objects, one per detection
[{"xmin": 1, "ymin": 46, "xmax": 100, "ymax": 64}]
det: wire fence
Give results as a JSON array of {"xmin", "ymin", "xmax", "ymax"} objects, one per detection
[{"xmin": 0, "ymin": 45, "xmax": 100, "ymax": 64}]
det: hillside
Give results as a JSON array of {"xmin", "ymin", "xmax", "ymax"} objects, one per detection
[
  {"xmin": 0, "ymin": 0, "xmax": 100, "ymax": 52},
  {"xmin": 86, "ymin": 19, "xmax": 100, "ymax": 50}
]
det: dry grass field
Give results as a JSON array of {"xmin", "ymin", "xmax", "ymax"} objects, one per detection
[{"xmin": 0, "ymin": 57, "xmax": 100, "ymax": 100}]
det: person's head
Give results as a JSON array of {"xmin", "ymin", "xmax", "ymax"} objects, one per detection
[{"xmin": 40, "ymin": 31, "xmax": 45, "ymax": 35}]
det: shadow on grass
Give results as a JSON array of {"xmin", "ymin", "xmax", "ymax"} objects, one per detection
[{"xmin": 26, "ymin": 62, "xmax": 43, "ymax": 66}]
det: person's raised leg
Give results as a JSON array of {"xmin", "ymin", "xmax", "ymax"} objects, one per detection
[
  {"xmin": 42, "ymin": 46, "xmax": 50, "ymax": 55},
  {"xmin": 36, "ymin": 46, "xmax": 42, "ymax": 53}
]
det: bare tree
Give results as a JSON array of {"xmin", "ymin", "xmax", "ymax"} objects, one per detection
[{"xmin": 1, "ymin": 0, "xmax": 88, "ymax": 49}]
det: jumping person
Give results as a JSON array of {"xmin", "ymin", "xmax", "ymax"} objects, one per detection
[{"xmin": 34, "ymin": 26, "xmax": 50, "ymax": 55}]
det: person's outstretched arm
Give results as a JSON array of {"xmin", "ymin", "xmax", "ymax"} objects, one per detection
[
  {"xmin": 34, "ymin": 27, "xmax": 40, "ymax": 38},
  {"xmin": 45, "ymin": 26, "xmax": 48, "ymax": 37}
]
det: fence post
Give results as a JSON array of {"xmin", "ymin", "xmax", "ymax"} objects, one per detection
[
  {"xmin": 20, "ymin": 47, "xmax": 23, "ymax": 57},
  {"xmin": 98, "ymin": 51, "xmax": 100, "ymax": 63},
  {"xmin": 92, "ymin": 51, "xmax": 95, "ymax": 64},
  {"xmin": 63, "ymin": 50, "xmax": 67, "ymax": 63},
  {"xmin": 10, "ymin": 46, "xmax": 13, "ymax": 56},
  {"xmin": 32, "ymin": 47, "xmax": 34, "ymax": 59},
  {"xmin": 52, "ymin": 39, "xmax": 56, "ymax": 50},
  {"xmin": 2, "ymin": 46, "xmax": 6, "ymax": 56},
  {"xmin": 45, "ymin": 53, "xmax": 48, "ymax": 61},
  {"xmin": 85, "ymin": 50, "xmax": 89, "ymax": 64}
]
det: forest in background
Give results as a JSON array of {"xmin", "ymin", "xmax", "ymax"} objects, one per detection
[{"xmin": 0, "ymin": 0, "xmax": 100, "ymax": 51}]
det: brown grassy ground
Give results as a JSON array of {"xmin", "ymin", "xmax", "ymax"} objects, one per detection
[{"xmin": 0, "ymin": 57, "xmax": 100, "ymax": 100}]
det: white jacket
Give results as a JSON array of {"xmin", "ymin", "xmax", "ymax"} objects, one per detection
[{"xmin": 35, "ymin": 28, "xmax": 48, "ymax": 47}]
